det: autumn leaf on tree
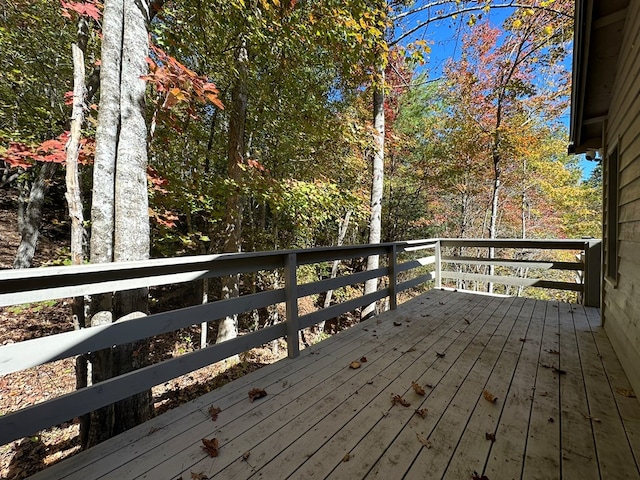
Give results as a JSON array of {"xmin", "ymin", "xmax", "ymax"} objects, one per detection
[{"xmin": 60, "ymin": 1, "xmax": 102, "ymax": 21}]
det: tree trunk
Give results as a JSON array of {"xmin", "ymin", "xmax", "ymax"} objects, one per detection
[
  {"xmin": 217, "ymin": 37, "xmax": 248, "ymax": 349},
  {"xmin": 67, "ymin": 19, "xmax": 90, "ymax": 435},
  {"xmin": 83, "ymin": 0, "xmax": 153, "ymax": 449},
  {"xmin": 362, "ymin": 72, "xmax": 385, "ymax": 321},
  {"xmin": 321, "ymin": 210, "xmax": 352, "ymax": 331},
  {"xmin": 487, "ymin": 154, "xmax": 501, "ymax": 294},
  {"xmin": 13, "ymin": 162, "xmax": 59, "ymax": 269}
]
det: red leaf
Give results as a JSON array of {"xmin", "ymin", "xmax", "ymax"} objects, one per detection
[{"xmin": 60, "ymin": 1, "xmax": 101, "ymax": 21}]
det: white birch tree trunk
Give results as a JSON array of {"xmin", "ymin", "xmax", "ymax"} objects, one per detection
[{"xmin": 362, "ymin": 72, "xmax": 385, "ymax": 321}]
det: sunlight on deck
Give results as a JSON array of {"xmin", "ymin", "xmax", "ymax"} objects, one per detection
[{"xmin": 31, "ymin": 290, "xmax": 640, "ymax": 480}]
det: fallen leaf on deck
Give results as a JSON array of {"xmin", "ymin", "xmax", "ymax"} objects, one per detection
[
  {"xmin": 360, "ymin": 356, "xmax": 368, "ymax": 363},
  {"xmin": 545, "ymin": 349, "xmax": 560, "ymax": 355},
  {"xmin": 415, "ymin": 408, "xmax": 428, "ymax": 418},
  {"xmin": 436, "ymin": 351, "xmax": 445, "ymax": 358},
  {"xmin": 485, "ymin": 432, "xmax": 496, "ymax": 442},
  {"xmin": 191, "ymin": 472, "xmax": 209, "ymax": 480},
  {"xmin": 416, "ymin": 433, "xmax": 432, "ymax": 448},
  {"xmin": 581, "ymin": 411, "xmax": 601, "ymax": 422},
  {"xmin": 412, "ymin": 381, "xmax": 426, "ymax": 396},
  {"xmin": 616, "ymin": 387, "xmax": 637, "ymax": 398},
  {"xmin": 393, "ymin": 321, "xmax": 402, "ymax": 326},
  {"xmin": 349, "ymin": 361, "xmax": 361, "ymax": 369},
  {"xmin": 483, "ymin": 390, "xmax": 498, "ymax": 404},
  {"xmin": 242, "ymin": 451, "xmax": 251, "ymax": 461},
  {"xmin": 201, "ymin": 438, "xmax": 219, "ymax": 457},
  {"xmin": 342, "ymin": 453, "xmax": 351, "ymax": 462},
  {"xmin": 392, "ymin": 394, "xmax": 411, "ymax": 407},
  {"xmin": 208, "ymin": 406, "xmax": 221, "ymax": 421},
  {"xmin": 248, "ymin": 388, "xmax": 267, "ymax": 402},
  {"xmin": 471, "ymin": 472, "xmax": 489, "ymax": 480}
]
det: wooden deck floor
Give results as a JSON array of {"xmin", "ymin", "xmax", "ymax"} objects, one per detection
[{"xmin": 31, "ymin": 289, "xmax": 640, "ymax": 480}]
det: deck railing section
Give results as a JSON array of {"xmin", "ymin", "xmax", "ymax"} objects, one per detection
[
  {"xmin": 0, "ymin": 238, "xmax": 599, "ymax": 446},
  {"xmin": 437, "ymin": 238, "xmax": 601, "ymax": 307}
]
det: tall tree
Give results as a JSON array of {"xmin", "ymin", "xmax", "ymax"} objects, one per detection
[{"xmin": 84, "ymin": 0, "xmax": 153, "ymax": 448}]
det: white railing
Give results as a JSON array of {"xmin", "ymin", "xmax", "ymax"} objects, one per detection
[{"xmin": 0, "ymin": 238, "xmax": 600, "ymax": 445}]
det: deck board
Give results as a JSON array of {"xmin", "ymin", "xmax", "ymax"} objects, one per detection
[{"xmin": 29, "ymin": 290, "xmax": 640, "ymax": 480}]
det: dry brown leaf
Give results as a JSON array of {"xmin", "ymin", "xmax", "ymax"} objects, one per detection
[
  {"xmin": 435, "ymin": 351, "xmax": 445, "ymax": 358},
  {"xmin": 485, "ymin": 432, "xmax": 496, "ymax": 442},
  {"xmin": 472, "ymin": 472, "xmax": 490, "ymax": 480},
  {"xmin": 412, "ymin": 381, "xmax": 426, "ymax": 396},
  {"xmin": 342, "ymin": 453, "xmax": 351, "ymax": 462},
  {"xmin": 415, "ymin": 408, "xmax": 428, "ymax": 418},
  {"xmin": 349, "ymin": 361, "xmax": 361, "ymax": 369},
  {"xmin": 208, "ymin": 406, "xmax": 221, "ymax": 421},
  {"xmin": 201, "ymin": 438, "xmax": 219, "ymax": 457},
  {"xmin": 483, "ymin": 389, "xmax": 498, "ymax": 404},
  {"xmin": 416, "ymin": 433, "xmax": 431, "ymax": 449},
  {"xmin": 392, "ymin": 394, "xmax": 411, "ymax": 407},
  {"xmin": 360, "ymin": 356, "xmax": 368, "ymax": 363},
  {"xmin": 616, "ymin": 387, "xmax": 637, "ymax": 398},
  {"xmin": 248, "ymin": 388, "xmax": 267, "ymax": 402},
  {"xmin": 191, "ymin": 472, "xmax": 209, "ymax": 480},
  {"xmin": 242, "ymin": 451, "xmax": 251, "ymax": 461}
]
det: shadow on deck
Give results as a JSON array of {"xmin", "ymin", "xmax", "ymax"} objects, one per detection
[{"xmin": 30, "ymin": 290, "xmax": 640, "ymax": 479}]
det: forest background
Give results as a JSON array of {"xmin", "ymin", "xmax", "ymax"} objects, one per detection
[{"xmin": 0, "ymin": 0, "xmax": 601, "ymax": 475}]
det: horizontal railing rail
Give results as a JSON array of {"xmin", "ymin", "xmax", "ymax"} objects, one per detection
[
  {"xmin": 0, "ymin": 237, "xmax": 600, "ymax": 446},
  {"xmin": 437, "ymin": 238, "xmax": 601, "ymax": 306}
]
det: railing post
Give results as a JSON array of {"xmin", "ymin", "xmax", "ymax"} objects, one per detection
[
  {"xmin": 583, "ymin": 240, "xmax": 602, "ymax": 308},
  {"xmin": 435, "ymin": 240, "xmax": 442, "ymax": 288},
  {"xmin": 388, "ymin": 244, "xmax": 397, "ymax": 310},
  {"xmin": 284, "ymin": 252, "xmax": 300, "ymax": 358}
]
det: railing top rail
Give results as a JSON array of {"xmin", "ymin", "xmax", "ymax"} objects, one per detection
[{"xmin": 438, "ymin": 238, "xmax": 598, "ymax": 249}]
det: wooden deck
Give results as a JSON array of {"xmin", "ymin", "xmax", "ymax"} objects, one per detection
[{"xmin": 31, "ymin": 289, "xmax": 640, "ymax": 480}]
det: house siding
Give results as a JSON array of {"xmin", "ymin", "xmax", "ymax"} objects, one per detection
[{"xmin": 604, "ymin": 0, "xmax": 640, "ymax": 395}]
